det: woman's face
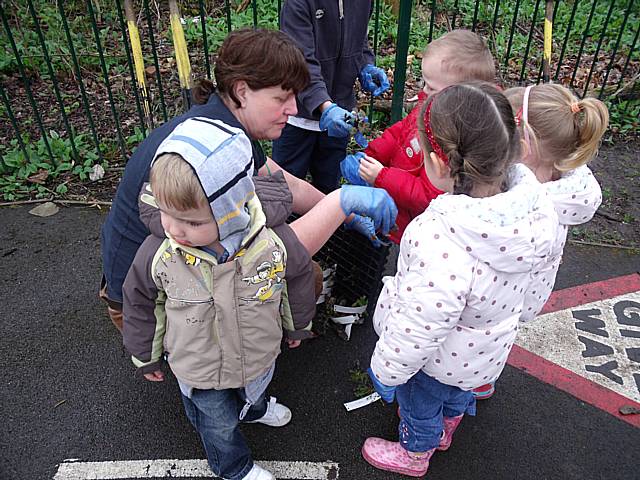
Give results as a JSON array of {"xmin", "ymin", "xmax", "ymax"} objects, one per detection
[{"xmin": 236, "ymin": 84, "xmax": 298, "ymax": 140}]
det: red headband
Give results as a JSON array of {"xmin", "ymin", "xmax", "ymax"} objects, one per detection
[{"xmin": 423, "ymin": 100, "xmax": 448, "ymax": 165}]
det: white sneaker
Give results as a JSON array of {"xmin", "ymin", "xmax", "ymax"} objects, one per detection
[
  {"xmin": 245, "ymin": 396, "xmax": 291, "ymax": 427},
  {"xmin": 241, "ymin": 464, "xmax": 275, "ymax": 480}
]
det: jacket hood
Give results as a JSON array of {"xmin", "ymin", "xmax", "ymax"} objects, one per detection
[
  {"xmin": 138, "ymin": 183, "xmax": 267, "ymax": 262},
  {"xmin": 545, "ymin": 165, "xmax": 602, "ymax": 226},
  {"xmin": 428, "ymin": 163, "xmax": 557, "ymax": 274},
  {"xmin": 152, "ymin": 117, "xmax": 256, "ymax": 258}
]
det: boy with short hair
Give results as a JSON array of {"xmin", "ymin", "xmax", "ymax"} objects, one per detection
[
  {"xmin": 123, "ymin": 118, "xmax": 292, "ymax": 480},
  {"xmin": 341, "ymin": 29, "xmax": 496, "ymax": 244}
]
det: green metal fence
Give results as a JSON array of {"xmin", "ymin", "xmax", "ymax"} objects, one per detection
[{"xmin": 0, "ymin": 0, "xmax": 638, "ymax": 200}]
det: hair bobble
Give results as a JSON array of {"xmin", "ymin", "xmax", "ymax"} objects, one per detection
[
  {"xmin": 423, "ymin": 100, "xmax": 449, "ymax": 165},
  {"xmin": 514, "ymin": 107, "xmax": 523, "ymax": 127},
  {"xmin": 570, "ymin": 102, "xmax": 582, "ymax": 113}
]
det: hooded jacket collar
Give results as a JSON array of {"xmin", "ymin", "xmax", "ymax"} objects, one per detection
[{"xmin": 428, "ymin": 163, "xmax": 557, "ymax": 274}]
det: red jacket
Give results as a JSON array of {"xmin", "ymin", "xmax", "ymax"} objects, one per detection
[{"xmin": 365, "ymin": 92, "xmax": 443, "ymax": 244}]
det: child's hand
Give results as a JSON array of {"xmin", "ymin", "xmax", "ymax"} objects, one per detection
[
  {"xmin": 285, "ymin": 332, "xmax": 318, "ymax": 349},
  {"xmin": 359, "ymin": 155, "xmax": 384, "ymax": 185},
  {"xmin": 144, "ymin": 370, "xmax": 165, "ymax": 382}
]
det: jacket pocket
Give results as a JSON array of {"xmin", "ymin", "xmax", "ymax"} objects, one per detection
[{"xmin": 164, "ymin": 297, "xmax": 222, "ymax": 385}]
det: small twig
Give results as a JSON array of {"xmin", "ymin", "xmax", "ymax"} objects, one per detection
[
  {"xmin": 606, "ymin": 72, "xmax": 640, "ymax": 100},
  {"xmin": 54, "ymin": 399, "xmax": 67, "ymax": 408},
  {"xmin": 0, "ymin": 198, "xmax": 111, "ymax": 207},
  {"xmin": 56, "ymin": 199, "xmax": 113, "ymax": 206},
  {"xmin": 17, "ymin": 53, "xmax": 128, "ymax": 59},
  {"xmin": 595, "ymin": 210, "xmax": 624, "ymax": 223},
  {"xmin": 0, "ymin": 197, "xmax": 53, "ymax": 206},
  {"xmin": 568, "ymin": 239, "xmax": 638, "ymax": 250},
  {"xmin": 236, "ymin": 0, "xmax": 251, "ymax": 13}
]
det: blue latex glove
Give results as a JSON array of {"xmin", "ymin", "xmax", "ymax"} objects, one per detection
[
  {"xmin": 319, "ymin": 103, "xmax": 355, "ymax": 138},
  {"xmin": 367, "ymin": 367, "xmax": 396, "ymax": 403},
  {"xmin": 344, "ymin": 214, "xmax": 382, "ymax": 247},
  {"xmin": 359, "ymin": 64, "xmax": 390, "ymax": 97},
  {"xmin": 340, "ymin": 152, "xmax": 368, "ymax": 186},
  {"xmin": 339, "ymin": 185, "xmax": 398, "ymax": 236},
  {"xmin": 354, "ymin": 131, "xmax": 369, "ymax": 149}
]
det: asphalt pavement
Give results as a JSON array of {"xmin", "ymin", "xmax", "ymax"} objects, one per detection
[{"xmin": 1, "ymin": 204, "xmax": 638, "ymax": 480}]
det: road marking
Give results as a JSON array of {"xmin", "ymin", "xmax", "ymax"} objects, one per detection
[
  {"xmin": 511, "ymin": 273, "xmax": 640, "ymax": 427},
  {"xmin": 54, "ymin": 459, "xmax": 339, "ymax": 479}
]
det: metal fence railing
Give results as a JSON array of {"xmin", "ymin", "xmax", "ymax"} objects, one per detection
[{"xmin": 1, "ymin": 1, "xmax": 638, "ymax": 190}]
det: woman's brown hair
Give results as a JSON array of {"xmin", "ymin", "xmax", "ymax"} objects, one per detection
[
  {"xmin": 418, "ymin": 82, "xmax": 520, "ymax": 195},
  {"xmin": 193, "ymin": 28, "xmax": 310, "ymax": 107},
  {"xmin": 504, "ymin": 84, "xmax": 609, "ymax": 172}
]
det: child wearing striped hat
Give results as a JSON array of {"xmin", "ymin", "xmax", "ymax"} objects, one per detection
[{"xmin": 122, "ymin": 117, "xmax": 293, "ymax": 480}]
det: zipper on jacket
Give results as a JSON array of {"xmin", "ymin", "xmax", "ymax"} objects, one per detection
[
  {"xmin": 167, "ymin": 297, "xmax": 213, "ymax": 304},
  {"xmin": 337, "ymin": 0, "xmax": 344, "ymax": 61}
]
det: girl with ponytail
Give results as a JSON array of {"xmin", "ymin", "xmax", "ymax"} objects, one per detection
[
  {"xmin": 466, "ymin": 85, "xmax": 610, "ymax": 401},
  {"xmin": 361, "ymin": 82, "xmax": 558, "ymax": 477}
]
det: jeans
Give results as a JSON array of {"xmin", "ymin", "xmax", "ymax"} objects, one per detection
[
  {"xmin": 396, "ymin": 371, "xmax": 476, "ymax": 452},
  {"xmin": 181, "ymin": 388, "xmax": 268, "ymax": 480},
  {"xmin": 272, "ymin": 123, "xmax": 349, "ymax": 194}
]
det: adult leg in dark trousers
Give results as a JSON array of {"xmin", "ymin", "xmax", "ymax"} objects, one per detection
[
  {"xmin": 99, "ymin": 277, "xmax": 123, "ymax": 332},
  {"xmin": 273, "ymin": 123, "xmax": 349, "ymax": 194}
]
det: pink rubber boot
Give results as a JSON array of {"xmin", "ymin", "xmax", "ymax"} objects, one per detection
[
  {"xmin": 472, "ymin": 382, "xmax": 495, "ymax": 400},
  {"xmin": 437, "ymin": 414, "xmax": 464, "ymax": 451},
  {"xmin": 362, "ymin": 437, "xmax": 435, "ymax": 477}
]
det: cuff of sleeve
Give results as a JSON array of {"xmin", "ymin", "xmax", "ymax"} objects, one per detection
[
  {"xmin": 137, "ymin": 360, "xmax": 163, "ymax": 376},
  {"xmin": 302, "ymin": 87, "xmax": 331, "ymax": 117},
  {"xmin": 374, "ymin": 167, "xmax": 389, "ymax": 188}
]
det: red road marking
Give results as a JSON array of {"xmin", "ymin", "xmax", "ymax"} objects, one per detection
[
  {"xmin": 508, "ymin": 273, "xmax": 640, "ymax": 428},
  {"xmin": 539, "ymin": 273, "xmax": 640, "ymax": 315},
  {"xmin": 509, "ymin": 345, "xmax": 640, "ymax": 428}
]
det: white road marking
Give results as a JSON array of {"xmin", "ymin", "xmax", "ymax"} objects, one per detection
[
  {"xmin": 517, "ymin": 291, "xmax": 640, "ymax": 402},
  {"xmin": 54, "ymin": 459, "xmax": 339, "ymax": 479}
]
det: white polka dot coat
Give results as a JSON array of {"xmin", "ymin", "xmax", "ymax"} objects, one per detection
[
  {"xmin": 520, "ymin": 165, "xmax": 602, "ymax": 322},
  {"xmin": 370, "ymin": 164, "xmax": 558, "ymax": 390}
]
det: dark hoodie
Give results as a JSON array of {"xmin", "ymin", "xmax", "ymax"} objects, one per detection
[{"xmin": 280, "ymin": 0, "xmax": 375, "ymax": 120}]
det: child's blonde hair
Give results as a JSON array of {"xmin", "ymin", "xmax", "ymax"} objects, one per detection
[
  {"xmin": 149, "ymin": 153, "xmax": 208, "ymax": 211},
  {"xmin": 425, "ymin": 29, "xmax": 496, "ymax": 83},
  {"xmin": 504, "ymin": 84, "xmax": 609, "ymax": 172},
  {"xmin": 418, "ymin": 82, "xmax": 520, "ymax": 195}
]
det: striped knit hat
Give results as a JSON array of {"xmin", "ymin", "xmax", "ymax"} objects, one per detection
[{"xmin": 152, "ymin": 117, "xmax": 255, "ymax": 257}]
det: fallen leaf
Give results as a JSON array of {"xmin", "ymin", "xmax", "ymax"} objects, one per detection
[
  {"xmin": 27, "ymin": 169, "xmax": 49, "ymax": 184},
  {"xmin": 145, "ymin": 66, "xmax": 156, "ymax": 76},
  {"xmin": 89, "ymin": 164, "xmax": 105, "ymax": 181},
  {"xmin": 619, "ymin": 405, "xmax": 640, "ymax": 415},
  {"xmin": 29, "ymin": 202, "xmax": 59, "ymax": 217}
]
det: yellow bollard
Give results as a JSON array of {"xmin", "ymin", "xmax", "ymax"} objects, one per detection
[
  {"xmin": 124, "ymin": 0, "xmax": 152, "ymax": 131},
  {"xmin": 542, "ymin": 0, "xmax": 554, "ymax": 83},
  {"xmin": 169, "ymin": 0, "xmax": 193, "ymax": 110}
]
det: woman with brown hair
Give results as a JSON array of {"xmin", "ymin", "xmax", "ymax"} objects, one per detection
[{"xmin": 100, "ymin": 28, "xmax": 396, "ymax": 333}]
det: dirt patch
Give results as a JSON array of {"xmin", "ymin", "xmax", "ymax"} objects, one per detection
[{"xmin": 572, "ymin": 138, "xmax": 640, "ymax": 249}]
